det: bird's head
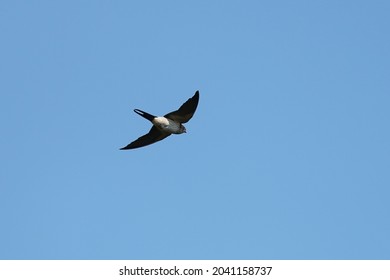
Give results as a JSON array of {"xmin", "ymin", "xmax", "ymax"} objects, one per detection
[{"xmin": 180, "ymin": 124, "xmax": 187, "ymax": 133}]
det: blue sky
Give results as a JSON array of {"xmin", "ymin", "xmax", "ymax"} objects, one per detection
[{"xmin": 1, "ymin": 0, "xmax": 389, "ymax": 259}]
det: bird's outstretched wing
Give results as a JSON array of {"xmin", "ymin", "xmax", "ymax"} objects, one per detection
[
  {"xmin": 164, "ymin": 91, "xmax": 199, "ymax": 123},
  {"xmin": 120, "ymin": 126, "xmax": 171, "ymax": 150}
]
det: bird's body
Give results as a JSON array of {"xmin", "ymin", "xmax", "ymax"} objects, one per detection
[
  {"xmin": 120, "ymin": 91, "xmax": 199, "ymax": 150},
  {"xmin": 152, "ymin": 117, "xmax": 184, "ymax": 134}
]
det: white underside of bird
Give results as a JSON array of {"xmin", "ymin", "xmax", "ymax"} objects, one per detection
[{"xmin": 152, "ymin": 117, "xmax": 185, "ymax": 134}]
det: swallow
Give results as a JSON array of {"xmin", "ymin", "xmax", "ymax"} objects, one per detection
[{"xmin": 120, "ymin": 91, "xmax": 200, "ymax": 150}]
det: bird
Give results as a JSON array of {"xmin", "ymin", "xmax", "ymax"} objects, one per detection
[{"xmin": 120, "ymin": 90, "xmax": 200, "ymax": 150}]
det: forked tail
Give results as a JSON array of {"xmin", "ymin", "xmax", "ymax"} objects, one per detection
[{"xmin": 134, "ymin": 109, "xmax": 156, "ymax": 122}]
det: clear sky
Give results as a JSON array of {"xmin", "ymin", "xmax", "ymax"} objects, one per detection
[{"xmin": 1, "ymin": 0, "xmax": 389, "ymax": 260}]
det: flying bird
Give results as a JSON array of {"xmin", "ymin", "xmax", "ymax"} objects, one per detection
[{"xmin": 120, "ymin": 90, "xmax": 200, "ymax": 150}]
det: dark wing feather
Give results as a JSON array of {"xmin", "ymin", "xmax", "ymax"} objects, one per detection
[
  {"xmin": 120, "ymin": 126, "xmax": 171, "ymax": 150},
  {"xmin": 164, "ymin": 91, "xmax": 199, "ymax": 123}
]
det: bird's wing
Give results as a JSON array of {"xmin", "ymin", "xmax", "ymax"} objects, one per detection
[
  {"xmin": 120, "ymin": 126, "xmax": 171, "ymax": 150},
  {"xmin": 164, "ymin": 91, "xmax": 199, "ymax": 123}
]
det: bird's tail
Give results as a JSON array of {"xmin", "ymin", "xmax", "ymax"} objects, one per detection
[{"xmin": 134, "ymin": 109, "xmax": 156, "ymax": 122}]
